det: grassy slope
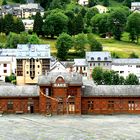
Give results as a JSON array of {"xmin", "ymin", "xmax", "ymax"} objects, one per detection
[{"xmin": 0, "ymin": 0, "xmax": 15, "ymax": 5}]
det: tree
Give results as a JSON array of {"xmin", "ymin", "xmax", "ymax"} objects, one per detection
[
  {"xmin": 14, "ymin": 18, "xmax": 25, "ymax": 34},
  {"xmin": 28, "ymin": 34, "xmax": 40, "ymax": 44},
  {"xmin": 73, "ymin": 33, "xmax": 87, "ymax": 57},
  {"xmin": 92, "ymin": 67, "xmax": 103, "ymax": 85},
  {"xmin": 33, "ymin": 12, "xmax": 43, "ymax": 36},
  {"xmin": 56, "ymin": 33, "xmax": 73, "ymax": 60},
  {"xmin": 91, "ymin": 13, "xmax": 109, "ymax": 35},
  {"xmin": 88, "ymin": 0, "xmax": 96, "ymax": 7},
  {"xmin": 0, "ymin": 18, "xmax": 4, "ymax": 33},
  {"xmin": 123, "ymin": 0, "xmax": 131, "ymax": 8},
  {"xmin": 107, "ymin": 9, "xmax": 127, "ymax": 40},
  {"xmin": 3, "ymin": 14, "xmax": 14, "ymax": 35},
  {"xmin": 87, "ymin": 34, "xmax": 102, "ymax": 51},
  {"xmin": 2, "ymin": 0, "xmax": 7, "ymax": 5},
  {"xmin": 103, "ymin": 0, "xmax": 109, "ymax": 7},
  {"xmin": 129, "ymin": 52, "xmax": 139, "ymax": 58},
  {"xmin": 126, "ymin": 12, "xmax": 140, "ymax": 43},
  {"xmin": 85, "ymin": 7, "xmax": 99, "ymax": 26},
  {"xmin": 75, "ymin": 13, "xmax": 84, "ymax": 35},
  {"xmin": 125, "ymin": 73, "xmax": 139, "ymax": 85},
  {"xmin": 35, "ymin": 0, "xmax": 52, "ymax": 9},
  {"xmin": 43, "ymin": 11, "xmax": 68, "ymax": 38}
]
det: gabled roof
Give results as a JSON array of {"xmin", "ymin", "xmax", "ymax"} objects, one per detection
[
  {"xmin": 74, "ymin": 59, "xmax": 88, "ymax": 66},
  {"xmin": 83, "ymin": 85, "xmax": 140, "ymax": 97},
  {"xmin": 86, "ymin": 51, "xmax": 112, "ymax": 62},
  {"xmin": 38, "ymin": 72, "xmax": 83, "ymax": 85}
]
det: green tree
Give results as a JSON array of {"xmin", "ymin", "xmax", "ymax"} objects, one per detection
[
  {"xmin": 123, "ymin": 0, "xmax": 131, "ymax": 8},
  {"xmin": 28, "ymin": 34, "xmax": 40, "ymax": 44},
  {"xmin": 92, "ymin": 67, "xmax": 103, "ymax": 85},
  {"xmin": 107, "ymin": 9, "xmax": 127, "ymax": 40},
  {"xmin": 73, "ymin": 33, "xmax": 87, "ymax": 57},
  {"xmin": 43, "ymin": 11, "xmax": 68, "ymax": 38},
  {"xmin": 125, "ymin": 73, "xmax": 139, "ymax": 85},
  {"xmin": 102, "ymin": 70, "xmax": 112, "ymax": 85},
  {"xmin": 33, "ymin": 12, "xmax": 43, "ymax": 36},
  {"xmin": 14, "ymin": 18, "xmax": 25, "ymax": 34},
  {"xmin": 103, "ymin": 0, "xmax": 109, "ymax": 7},
  {"xmin": 0, "ymin": 18, "xmax": 4, "ymax": 33},
  {"xmin": 56, "ymin": 33, "xmax": 73, "ymax": 60},
  {"xmin": 126, "ymin": 12, "xmax": 140, "ymax": 43},
  {"xmin": 3, "ymin": 14, "xmax": 14, "ymax": 35},
  {"xmin": 87, "ymin": 34, "xmax": 102, "ymax": 51},
  {"xmin": 2, "ymin": 0, "xmax": 7, "ymax": 5},
  {"xmin": 85, "ymin": 7, "xmax": 99, "ymax": 26},
  {"xmin": 88, "ymin": 0, "xmax": 96, "ymax": 7},
  {"xmin": 91, "ymin": 13, "xmax": 109, "ymax": 35},
  {"xmin": 129, "ymin": 52, "xmax": 139, "ymax": 58},
  {"xmin": 75, "ymin": 13, "xmax": 84, "ymax": 35}
]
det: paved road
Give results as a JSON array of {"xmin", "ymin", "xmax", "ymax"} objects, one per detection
[{"xmin": 0, "ymin": 114, "xmax": 140, "ymax": 140}]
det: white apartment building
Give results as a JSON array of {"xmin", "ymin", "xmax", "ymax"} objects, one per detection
[
  {"xmin": 0, "ymin": 49, "xmax": 16, "ymax": 81},
  {"xmin": 131, "ymin": 2, "xmax": 140, "ymax": 12},
  {"xmin": 112, "ymin": 59, "xmax": 140, "ymax": 81},
  {"xmin": 86, "ymin": 52, "xmax": 112, "ymax": 79},
  {"xmin": 73, "ymin": 59, "xmax": 88, "ymax": 79},
  {"xmin": 78, "ymin": 0, "xmax": 88, "ymax": 6},
  {"xmin": 22, "ymin": 19, "xmax": 34, "ymax": 30}
]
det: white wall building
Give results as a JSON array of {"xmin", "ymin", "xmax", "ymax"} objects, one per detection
[
  {"xmin": 22, "ymin": 19, "xmax": 34, "ymax": 30},
  {"xmin": 78, "ymin": 0, "xmax": 88, "ymax": 6},
  {"xmin": 0, "ymin": 49, "xmax": 17, "ymax": 81},
  {"xmin": 112, "ymin": 59, "xmax": 140, "ymax": 81},
  {"xmin": 131, "ymin": 2, "xmax": 140, "ymax": 12}
]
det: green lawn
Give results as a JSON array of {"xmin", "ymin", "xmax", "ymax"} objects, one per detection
[
  {"xmin": 0, "ymin": 0, "xmax": 15, "ymax": 5},
  {"xmin": 0, "ymin": 33, "xmax": 140, "ymax": 58}
]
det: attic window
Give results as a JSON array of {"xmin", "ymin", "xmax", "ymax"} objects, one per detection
[
  {"xmin": 91, "ymin": 57, "xmax": 94, "ymax": 60},
  {"xmin": 97, "ymin": 57, "xmax": 101, "ymax": 61},
  {"xmin": 104, "ymin": 57, "xmax": 108, "ymax": 60}
]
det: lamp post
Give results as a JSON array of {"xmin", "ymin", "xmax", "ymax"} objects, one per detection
[{"xmin": 66, "ymin": 95, "xmax": 71, "ymax": 115}]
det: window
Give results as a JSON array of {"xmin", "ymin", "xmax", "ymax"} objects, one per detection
[
  {"xmin": 27, "ymin": 71, "xmax": 29, "ymax": 74},
  {"xmin": 87, "ymin": 101, "xmax": 94, "ymax": 110},
  {"xmin": 4, "ymin": 64, "xmax": 7, "ymax": 67},
  {"xmin": 108, "ymin": 101, "xmax": 114, "ymax": 109},
  {"xmin": 4, "ymin": 70, "xmax": 7, "ymax": 73},
  {"xmin": 76, "ymin": 67, "xmax": 78, "ymax": 71},
  {"xmin": 128, "ymin": 101, "xmax": 135, "ymax": 110},
  {"xmin": 83, "ymin": 67, "xmax": 86, "ymax": 71},
  {"xmin": 120, "ymin": 71, "xmax": 124, "ymax": 74},
  {"xmin": 17, "ymin": 59, "xmax": 23, "ymax": 76},
  {"xmin": 91, "ymin": 57, "xmax": 94, "ymax": 60},
  {"xmin": 90, "ymin": 63, "xmax": 92, "ymax": 67},
  {"xmin": 38, "ymin": 65, "xmax": 40, "ymax": 68},
  {"xmin": 7, "ymin": 101, "xmax": 13, "ymax": 110},
  {"xmin": 104, "ymin": 57, "xmax": 108, "ymax": 60},
  {"xmin": 98, "ymin": 63, "xmax": 100, "ymax": 66},
  {"xmin": 136, "ymin": 65, "xmax": 140, "ymax": 68},
  {"xmin": 97, "ymin": 57, "xmax": 101, "ymax": 61}
]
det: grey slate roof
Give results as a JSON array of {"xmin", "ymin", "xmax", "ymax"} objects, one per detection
[
  {"xmin": 0, "ymin": 49, "xmax": 17, "ymax": 56},
  {"xmin": 0, "ymin": 85, "xmax": 39, "ymax": 97},
  {"xmin": 38, "ymin": 72, "xmax": 83, "ymax": 85},
  {"xmin": 112, "ymin": 59, "xmax": 140, "ymax": 65},
  {"xmin": 74, "ymin": 59, "xmax": 88, "ymax": 66},
  {"xmin": 86, "ymin": 51, "xmax": 112, "ymax": 62},
  {"xmin": 83, "ymin": 85, "xmax": 140, "ymax": 97},
  {"xmin": 16, "ymin": 44, "xmax": 50, "ymax": 59}
]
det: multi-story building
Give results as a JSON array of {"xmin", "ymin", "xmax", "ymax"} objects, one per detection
[
  {"xmin": 0, "ymin": 49, "xmax": 16, "ymax": 81},
  {"xmin": 22, "ymin": 19, "xmax": 34, "ymax": 30},
  {"xmin": 78, "ymin": 0, "xmax": 88, "ymax": 6},
  {"xmin": 16, "ymin": 44, "xmax": 51, "ymax": 85},
  {"xmin": 131, "ymin": 2, "xmax": 140, "ymax": 12},
  {"xmin": 73, "ymin": 59, "xmax": 88, "ymax": 79},
  {"xmin": 0, "ymin": 3, "xmax": 44, "ymax": 18},
  {"xmin": 112, "ymin": 59, "xmax": 140, "ymax": 81},
  {"xmin": 86, "ymin": 52, "xmax": 112, "ymax": 79}
]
